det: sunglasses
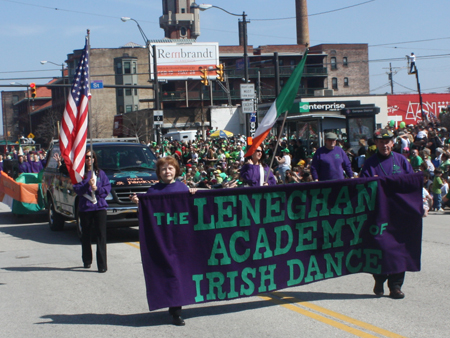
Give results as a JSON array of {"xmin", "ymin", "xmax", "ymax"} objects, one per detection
[
  {"xmin": 255, "ymin": 150, "xmax": 263, "ymax": 153},
  {"xmin": 85, "ymin": 156, "xmax": 91, "ymax": 159}
]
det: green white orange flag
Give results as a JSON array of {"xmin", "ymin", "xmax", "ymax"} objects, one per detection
[{"xmin": 245, "ymin": 48, "xmax": 309, "ymax": 157}]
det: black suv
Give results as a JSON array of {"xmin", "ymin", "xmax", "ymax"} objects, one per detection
[{"xmin": 42, "ymin": 139, "xmax": 159, "ymax": 236}]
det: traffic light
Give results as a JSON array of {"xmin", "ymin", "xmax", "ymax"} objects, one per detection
[
  {"xmin": 200, "ymin": 68, "xmax": 209, "ymax": 86},
  {"xmin": 30, "ymin": 83, "xmax": 36, "ymax": 99},
  {"xmin": 216, "ymin": 64, "xmax": 225, "ymax": 82}
]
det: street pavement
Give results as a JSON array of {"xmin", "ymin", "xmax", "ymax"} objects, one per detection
[{"xmin": 1, "ymin": 202, "xmax": 449, "ymax": 338}]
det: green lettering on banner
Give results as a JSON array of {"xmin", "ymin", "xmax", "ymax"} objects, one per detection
[
  {"xmin": 166, "ymin": 213, "xmax": 178, "ymax": 225},
  {"xmin": 227, "ymin": 271, "xmax": 239, "ymax": 299},
  {"xmin": 263, "ymin": 192, "xmax": 286, "ymax": 224},
  {"xmin": 324, "ymin": 252, "xmax": 344, "ymax": 278},
  {"xmin": 346, "ymin": 249, "xmax": 362, "ymax": 273},
  {"xmin": 253, "ymin": 228, "xmax": 274, "ymax": 260},
  {"xmin": 258, "ymin": 264, "xmax": 277, "ymax": 292},
  {"xmin": 304, "ymin": 255, "xmax": 325, "ymax": 283},
  {"xmin": 208, "ymin": 234, "xmax": 231, "ymax": 266},
  {"xmin": 193, "ymin": 198, "xmax": 215, "ymax": 230},
  {"xmin": 179, "ymin": 212, "xmax": 189, "ymax": 224},
  {"xmin": 363, "ymin": 249, "xmax": 382, "ymax": 274},
  {"xmin": 287, "ymin": 190, "xmax": 307, "ymax": 220},
  {"xmin": 274, "ymin": 225, "xmax": 293, "ymax": 256},
  {"xmin": 215, "ymin": 195, "xmax": 237, "ymax": 229},
  {"xmin": 295, "ymin": 221, "xmax": 318, "ymax": 251},
  {"xmin": 192, "ymin": 274, "xmax": 205, "ymax": 302},
  {"xmin": 240, "ymin": 267, "xmax": 256, "ymax": 296},
  {"xmin": 206, "ymin": 272, "xmax": 226, "ymax": 300},
  {"xmin": 153, "ymin": 212, "xmax": 164, "ymax": 225},
  {"xmin": 321, "ymin": 218, "xmax": 345, "ymax": 250},
  {"xmin": 330, "ymin": 186, "xmax": 354, "ymax": 215},
  {"xmin": 239, "ymin": 194, "xmax": 262, "ymax": 226},
  {"xmin": 229, "ymin": 231, "xmax": 250, "ymax": 263},
  {"xmin": 308, "ymin": 188, "xmax": 331, "ymax": 218},
  {"xmin": 347, "ymin": 214, "xmax": 367, "ymax": 245},
  {"xmin": 355, "ymin": 181, "xmax": 377, "ymax": 213},
  {"xmin": 287, "ymin": 259, "xmax": 305, "ymax": 286}
]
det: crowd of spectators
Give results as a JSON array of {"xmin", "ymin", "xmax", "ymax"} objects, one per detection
[{"xmin": 2, "ymin": 122, "xmax": 450, "ymax": 199}]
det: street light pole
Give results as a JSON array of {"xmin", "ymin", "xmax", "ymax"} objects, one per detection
[
  {"xmin": 191, "ymin": 3, "xmax": 249, "ymax": 83},
  {"xmin": 121, "ymin": 17, "xmax": 161, "ymax": 144},
  {"xmin": 242, "ymin": 12, "xmax": 249, "ymax": 84},
  {"xmin": 40, "ymin": 60, "xmax": 67, "ymax": 109}
]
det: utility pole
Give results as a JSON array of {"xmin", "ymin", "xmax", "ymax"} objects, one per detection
[{"xmin": 383, "ymin": 63, "xmax": 401, "ymax": 94}]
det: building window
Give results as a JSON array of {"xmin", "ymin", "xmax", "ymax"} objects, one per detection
[
  {"xmin": 126, "ymin": 105, "xmax": 132, "ymax": 113},
  {"xmin": 332, "ymin": 77, "xmax": 338, "ymax": 90},
  {"xmin": 124, "ymin": 62, "xmax": 131, "ymax": 74},
  {"xmin": 344, "ymin": 77, "xmax": 349, "ymax": 87},
  {"xmin": 134, "ymin": 105, "xmax": 139, "ymax": 111},
  {"xmin": 125, "ymin": 84, "xmax": 132, "ymax": 96},
  {"xmin": 181, "ymin": 8, "xmax": 185, "ymax": 13},
  {"xmin": 343, "ymin": 57, "xmax": 348, "ymax": 66},
  {"xmin": 134, "ymin": 84, "xmax": 138, "ymax": 95},
  {"xmin": 116, "ymin": 63, "xmax": 122, "ymax": 74},
  {"xmin": 117, "ymin": 89, "xmax": 123, "ymax": 96},
  {"xmin": 119, "ymin": 105, "xmax": 124, "ymax": 114},
  {"xmin": 331, "ymin": 57, "xmax": 337, "ymax": 70},
  {"xmin": 279, "ymin": 59, "xmax": 284, "ymax": 66},
  {"xmin": 180, "ymin": 27, "xmax": 187, "ymax": 36},
  {"xmin": 132, "ymin": 62, "xmax": 137, "ymax": 74}
]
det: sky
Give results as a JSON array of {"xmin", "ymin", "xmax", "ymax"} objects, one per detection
[{"xmin": 1, "ymin": 0, "xmax": 450, "ymax": 134}]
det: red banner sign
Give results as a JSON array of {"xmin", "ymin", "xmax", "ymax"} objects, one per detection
[{"xmin": 387, "ymin": 94, "xmax": 450, "ymax": 124}]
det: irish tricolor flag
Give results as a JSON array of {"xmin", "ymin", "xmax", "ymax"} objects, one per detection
[{"xmin": 245, "ymin": 48, "xmax": 308, "ymax": 157}]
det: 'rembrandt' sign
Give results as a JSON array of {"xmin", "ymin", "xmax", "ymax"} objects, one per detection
[
  {"xmin": 138, "ymin": 174, "xmax": 423, "ymax": 311},
  {"xmin": 150, "ymin": 42, "xmax": 219, "ymax": 80}
]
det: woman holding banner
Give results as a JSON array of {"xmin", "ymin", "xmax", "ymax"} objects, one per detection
[
  {"xmin": 73, "ymin": 150, "xmax": 111, "ymax": 273},
  {"xmin": 130, "ymin": 156, "xmax": 196, "ymax": 326},
  {"xmin": 240, "ymin": 145, "xmax": 277, "ymax": 186}
]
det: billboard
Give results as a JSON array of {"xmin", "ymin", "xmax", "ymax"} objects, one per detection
[
  {"xmin": 150, "ymin": 42, "xmax": 219, "ymax": 80},
  {"xmin": 387, "ymin": 93, "xmax": 450, "ymax": 124}
]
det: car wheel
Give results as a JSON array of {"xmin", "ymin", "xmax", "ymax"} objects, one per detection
[{"xmin": 48, "ymin": 197, "xmax": 65, "ymax": 231}]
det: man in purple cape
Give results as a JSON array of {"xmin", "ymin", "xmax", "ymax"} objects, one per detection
[{"xmin": 360, "ymin": 128, "xmax": 414, "ymax": 299}]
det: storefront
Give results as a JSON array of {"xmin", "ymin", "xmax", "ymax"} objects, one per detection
[{"xmin": 258, "ymin": 99, "xmax": 380, "ymax": 152}]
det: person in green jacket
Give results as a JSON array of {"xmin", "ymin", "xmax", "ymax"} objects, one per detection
[{"xmin": 431, "ymin": 168, "xmax": 444, "ymax": 211}]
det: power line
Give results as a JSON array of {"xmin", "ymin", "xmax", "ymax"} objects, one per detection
[{"xmin": 251, "ymin": 0, "xmax": 376, "ymax": 21}]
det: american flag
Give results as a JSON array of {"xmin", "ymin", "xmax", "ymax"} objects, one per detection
[{"xmin": 59, "ymin": 37, "xmax": 90, "ymax": 184}]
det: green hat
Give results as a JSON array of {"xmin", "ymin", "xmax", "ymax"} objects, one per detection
[{"xmin": 281, "ymin": 148, "xmax": 290, "ymax": 153}]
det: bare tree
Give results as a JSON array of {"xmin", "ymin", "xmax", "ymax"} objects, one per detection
[
  {"xmin": 121, "ymin": 110, "xmax": 150, "ymax": 141},
  {"xmin": 34, "ymin": 109, "xmax": 62, "ymax": 145},
  {"xmin": 89, "ymin": 104, "xmax": 111, "ymax": 138}
]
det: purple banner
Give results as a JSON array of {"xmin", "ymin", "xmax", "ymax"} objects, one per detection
[{"xmin": 138, "ymin": 174, "xmax": 423, "ymax": 311}]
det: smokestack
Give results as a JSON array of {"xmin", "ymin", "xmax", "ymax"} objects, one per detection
[{"xmin": 295, "ymin": 0, "xmax": 310, "ymax": 46}]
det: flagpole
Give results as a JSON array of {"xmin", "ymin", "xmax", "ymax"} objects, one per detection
[
  {"xmin": 86, "ymin": 29, "xmax": 97, "ymax": 204},
  {"xmin": 87, "ymin": 29, "xmax": 93, "ymax": 156},
  {"xmin": 265, "ymin": 110, "xmax": 289, "ymax": 184}
]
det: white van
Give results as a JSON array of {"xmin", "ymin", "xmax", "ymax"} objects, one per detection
[{"xmin": 163, "ymin": 130, "xmax": 197, "ymax": 142}]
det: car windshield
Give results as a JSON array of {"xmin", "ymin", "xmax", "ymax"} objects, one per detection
[{"xmin": 93, "ymin": 144, "xmax": 157, "ymax": 171}]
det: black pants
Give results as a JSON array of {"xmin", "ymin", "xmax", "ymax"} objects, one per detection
[
  {"xmin": 80, "ymin": 210, "xmax": 107, "ymax": 270},
  {"xmin": 373, "ymin": 272, "xmax": 405, "ymax": 290},
  {"xmin": 169, "ymin": 306, "xmax": 182, "ymax": 317}
]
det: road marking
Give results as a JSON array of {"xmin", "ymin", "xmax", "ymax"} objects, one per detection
[
  {"xmin": 125, "ymin": 242, "xmax": 405, "ymax": 337},
  {"xmin": 126, "ymin": 242, "xmax": 140, "ymax": 249},
  {"xmin": 260, "ymin": 292, "xmax": 406, "ymax": 338}
]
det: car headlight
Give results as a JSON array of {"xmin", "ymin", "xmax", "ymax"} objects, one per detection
[{"xmin": 105, "ymin": 192, "xmax": 113, "ymax": 201}]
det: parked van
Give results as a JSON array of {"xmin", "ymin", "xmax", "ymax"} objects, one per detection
[{"xmin": 163, "ymin": 130, "xmax": 197, "ymax": 142}]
